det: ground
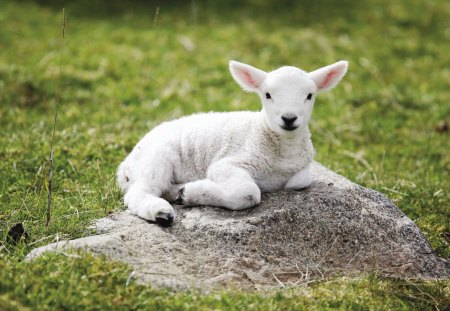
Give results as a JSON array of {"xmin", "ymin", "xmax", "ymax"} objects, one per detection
[{"xmin": 0, "ymin": 0, "xmax": 449, "ymax": 309}]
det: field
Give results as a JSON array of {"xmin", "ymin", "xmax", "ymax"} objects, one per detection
[{"xmin": 0, "ymin": 0, "xmax": 449, "ymax": 309}]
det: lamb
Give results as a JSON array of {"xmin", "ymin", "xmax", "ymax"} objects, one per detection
[{"xmin": 117, "ymin": 60, "xmax": 348, "ymax": 226}]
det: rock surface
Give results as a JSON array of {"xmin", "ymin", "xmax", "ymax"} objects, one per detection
[{"xmin": 27, "ymin": 162, "xmax": 449, "ymax": 289}]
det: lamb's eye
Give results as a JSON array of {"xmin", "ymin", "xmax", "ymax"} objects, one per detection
[
  {"xmin": 265, "ymin": 92, "xmax": 271, "ymax": 99},
  {"xmin": 306, "ymin": 93, "xmax": 313, "ymax": 100}
]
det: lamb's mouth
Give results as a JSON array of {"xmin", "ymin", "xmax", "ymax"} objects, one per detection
[{"xmin": 280, "ymin": 125, "xmax": 298, "ymax": 131}]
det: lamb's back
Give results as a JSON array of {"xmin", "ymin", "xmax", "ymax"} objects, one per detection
[{"xmin": 146, "ymin": 111, "xmax": 259, "ymax": 182}]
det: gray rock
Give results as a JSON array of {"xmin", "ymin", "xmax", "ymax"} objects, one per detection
[{"xmin": 27, "ymin": 162, "xmax": 449, "ymax": 290}]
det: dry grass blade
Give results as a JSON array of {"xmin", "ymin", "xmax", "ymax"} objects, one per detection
[
  {"xmin": 46, "ymin": 8, "xmax": 66, "ymax": 227},
  {"xmin": 271, "ymin": 273, "xmax": 286, "ymax": 288}
]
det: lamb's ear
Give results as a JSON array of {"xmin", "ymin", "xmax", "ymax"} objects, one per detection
[
  {"xmin": 229, "ymin": 60, "xmax": 267, "ymax": 92},
  {"xmin": 309, "ymin": 60, "xmax": 348, "ymax": 92}
]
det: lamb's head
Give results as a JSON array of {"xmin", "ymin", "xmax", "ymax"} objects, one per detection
[{"xmin": 229, "ymin": 60, "xmax": 348, "ymax": 134}]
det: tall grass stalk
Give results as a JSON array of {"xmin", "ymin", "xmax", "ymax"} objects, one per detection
[{"xmin": 46, "ymin": 8, "xmax": 66, "ymax": 227}]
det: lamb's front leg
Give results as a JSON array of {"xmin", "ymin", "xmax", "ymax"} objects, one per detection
[
  {"xmin": 124, "ymin": 182, "xmax": 175, "ymax": 227},
  {"xmin": 177, "ymin": 163, "xmax": 261, "ymax": 210},
  {"xmin": 285, "ymin": 164, "xmax": 312, "ymax": 190}
]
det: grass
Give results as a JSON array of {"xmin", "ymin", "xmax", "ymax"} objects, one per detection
[
  {"xmin": 0, "ymin": 0, "xmax": 449, "ymax": 309},
  {"xmin": 0, "ymin": 252, "xmax": 448, "ymax": 310}
]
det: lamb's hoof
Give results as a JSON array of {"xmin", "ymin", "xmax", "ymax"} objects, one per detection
[
  {"xmin": 293, "ymin": 182, "xmax": 312, "ymax": 191},
  {"xmin": 175, "ymin": 187, "xmax": 185, "ymax": 205},
  {"xmin": 155, "ymin": 212, "xmax": 174, "ymax": 228}
]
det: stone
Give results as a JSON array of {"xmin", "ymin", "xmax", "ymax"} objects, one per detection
[{"xmin": 27, "ymin": 162, "xmax": 449, "ymax": 290}]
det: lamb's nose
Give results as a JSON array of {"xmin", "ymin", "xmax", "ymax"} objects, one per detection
[{"xmin": 281, "ymin": 114, "xmax": 297, "ymax": 126}]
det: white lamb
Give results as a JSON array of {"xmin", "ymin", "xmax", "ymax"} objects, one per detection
[{"xmin": 117, "ymin": 60, "xmax": 348, "ymax": 226}]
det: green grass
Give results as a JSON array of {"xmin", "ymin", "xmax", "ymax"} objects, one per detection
[
  {"xmin": 0, "ymin": 252, "xmax": 448, "ymax": 310},
  {"xmin": 0, "ymin": 0, "xmax": 449, "ymax": 309}
]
